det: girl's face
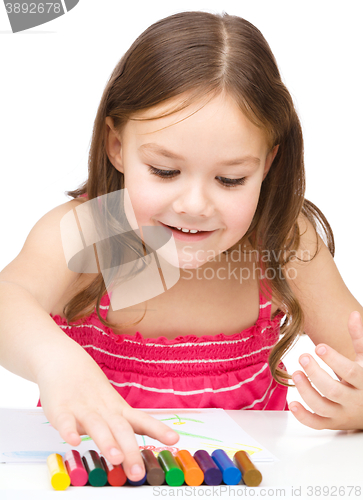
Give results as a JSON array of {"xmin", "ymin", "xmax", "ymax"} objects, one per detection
[{"xmin": 106, "ymin": 91, "xmax": 278, "ymax": 272}]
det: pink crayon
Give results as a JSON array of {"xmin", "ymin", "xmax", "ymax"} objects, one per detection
[{"xmin": 64, "ymin": 450, "xmax": 88, "ymax": 486}]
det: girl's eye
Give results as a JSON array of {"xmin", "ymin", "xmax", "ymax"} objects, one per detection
[
  {"xmin": 216, "ymin": 176, "xmax": 246, "ymax": 188},
  {"xmin": 148, "ymin": 166, "xmax": 246, "ymax": 189},
  {"xmin": 148, "ymin": 166, "xmax": 178, "ymax": 179}
]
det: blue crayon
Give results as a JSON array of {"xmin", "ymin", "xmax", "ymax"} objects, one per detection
[
  {"xmin": 211, "ymin": 449, "xmax": 242, "ymax": 485},
  {"xmin": 127, "ymin": 472, "xmax": 147, "ymax": 486},
  {"xmin": 194, "ymin": 450, "xmax": 222, "ymax": 486}
]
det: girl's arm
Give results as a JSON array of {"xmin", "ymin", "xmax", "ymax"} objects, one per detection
[
  {"xmin": 284, "ymin": 214, "xmax": 363, "ymax": 430},
  {"xmin": 0, "ymin": 200, "xmax": 84, "ymax": 380},
  {"xmin": 0, "ymin": 201, "xmax": 178, "ymax": 480}
]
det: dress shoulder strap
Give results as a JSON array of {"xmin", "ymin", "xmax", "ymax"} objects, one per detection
[
  {"xmin": 258, "ymin": 269, "xmax": 273, "ymax": 323},
  {"xmin": 95, "ymin": 290, "xmax": 111, "ymax": 320}
]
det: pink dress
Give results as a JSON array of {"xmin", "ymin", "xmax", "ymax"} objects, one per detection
[{"xmin": 39, "ymin": 280, "xmax": 288, "ymax": 411}]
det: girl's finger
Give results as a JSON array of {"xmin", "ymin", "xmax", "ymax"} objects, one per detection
[
  {"xmin": 298, "ymin": 353, "xmax": 354, "ymax": 404},
  {"xmin": 348, "ymin": 311, "xmax": 363, "ymax": 364},
  {"xmin": 104, "ymin": 413, "xmax": 147, "ymax": 480},
  {"xmin": 123, "ymin": 407, "xmax": 179, "ymax": 445},
  {"xmin": 292, "ymin": 371, "xmax": 341, "ymax": 417},
  {"xmin": 289, "ymin": 401, "xmax": 334, "ymax": 430},
  {"xmin": 79, "ymin": 412, "xmax": 130, "ymax": 470},
  {"xmin": 314, "ymin": 343, "xmax": 363, "ymax": 390},
  {"xmin": 53, "ymin": 411, "xmax": 82, "ymax": 447}
]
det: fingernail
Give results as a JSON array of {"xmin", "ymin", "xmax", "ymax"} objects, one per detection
[
  {"xmin": 110, "ymin": 448, "xmax": 121, "ymax": 456},
  {"xmin": 293, "ymin": 374, "xmax": 302, "ymax": 383},
  {"xmin": 131, "ymin": 464, "xmax": 143, "ymax": 476},
  {"xmin": 300, "ymin": 356, "xmax": 309, "ymax": 367},
  {"xmin": 290, "ymin": 405, "xmax": 298, "ymax": 413},
  {"xmin": 316, "ymin": 346, "xmax": 326, "ymax": 356}
]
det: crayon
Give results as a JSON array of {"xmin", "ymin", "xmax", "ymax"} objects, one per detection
[
  {"xmin": 64, "ymin": 450, "xmax": 88, "ymax": 486},
  {"xmin": 211, "ymin": 449, "xmax": 242, "ymax": 485},
  {"xmin": 48, "ymin": 447, "xmax": 261, "ymax": 488},
  {"xmin": 82, "ymin": 450, "xmax": 107, "ymax": 487},
  {"xmin": 127, "ymin": 472, "xmax": 148, "ymax": 486},
  {"xmin": 175, "ymin": 450, "xmax": 204, "ymax": 486},
  {"xmin": 100, "ymin": 456, "xmax": 127, "ymax": 486},
  {"xmin": 194, "ymin": 450, "xmax": 223, "ymax": 486},
  {"xmin": 141, "ymin": 449, "xmax": 165, "ymax": 485},
  {"xmin": 233, "ymin": 450, "xmax": 262, "ymax": 487},
  {"xmin": 157, "ymin": 450, "xmax": 185, "ymax": 486},
  {"xmin": 47, "ymin": 453, "xmax": 71, "ymax": 491}
]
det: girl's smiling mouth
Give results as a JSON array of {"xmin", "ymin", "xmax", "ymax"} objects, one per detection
[{"xmin": 158, "ymin": 221, "xmax": 217, "ymax": 241}]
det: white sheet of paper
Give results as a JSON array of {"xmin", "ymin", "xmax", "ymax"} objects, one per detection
[{"xmin": 0, "ymin": 407, "xmax": 277, "ymax": 464}]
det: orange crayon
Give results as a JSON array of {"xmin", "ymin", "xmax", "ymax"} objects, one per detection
[{"xmin": 175, "ymin": 450, "xmax": 204, "ymax": 486}]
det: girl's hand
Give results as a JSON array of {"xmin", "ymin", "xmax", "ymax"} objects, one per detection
[
  {"xmin": 36, "ymin": 349, "xmax": 179, "ymax": 482},
  {"xmin": 289, "ymin": 311, "xmax": 363, "ymax": 430}
]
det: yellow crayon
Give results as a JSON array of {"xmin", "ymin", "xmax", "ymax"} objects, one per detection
[{"xmin": 47, "ymin": 453, "xmax": 71, "ymax": 491}]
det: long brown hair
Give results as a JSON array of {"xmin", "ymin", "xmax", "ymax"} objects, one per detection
[{"xmin": 64, "ymin": 11, "xmax": 334, "ymax": 385}]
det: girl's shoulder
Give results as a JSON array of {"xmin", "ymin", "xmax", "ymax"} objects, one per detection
[{"xmin": 0, "ymin": 198, "xmax": 86, "ymax": 314}]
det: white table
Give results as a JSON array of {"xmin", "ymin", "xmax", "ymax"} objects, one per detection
[{"xmin": 2, "ymin": 410, "xmax": 363, "ymax": 499}]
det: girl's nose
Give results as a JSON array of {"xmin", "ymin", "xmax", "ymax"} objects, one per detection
[{"xmin": 172, "ymin": 181, "xmax": 214, "ymax": 218}]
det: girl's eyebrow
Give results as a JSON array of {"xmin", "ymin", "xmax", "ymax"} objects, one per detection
[{"xmin": 138, "ymin": 142, "xmax": 261, "ymax": 168}]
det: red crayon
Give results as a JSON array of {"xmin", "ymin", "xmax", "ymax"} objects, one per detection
[
  {"xmin": 100, "ymin": 456, "xmax": 127, "ymax": 486},
  {"xmin": 64, "ymin": 450, "xmax": 88, "ymax": 486}
]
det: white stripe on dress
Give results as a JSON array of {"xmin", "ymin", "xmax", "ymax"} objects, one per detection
[
  {"xmin": 100, "ymin": 301, "xmax": 271, "ymax": 310},
  {"xmin": 259, "ymin": 301, "xmax": 271, "ymax": 309},
  {"xmin": 242, "ymin": 379, "xmax": 274, "ymax": 410},
  {"xmin": 107, "ymin": 362, "xmax": 269, "ymax": 396},
  {"xmin": 80, "ymin": 342, "xmax": 276, "ymax": 364},
  {"xmin": 262, "ymin": 384, "xmax": 279, "ymax": 410}
]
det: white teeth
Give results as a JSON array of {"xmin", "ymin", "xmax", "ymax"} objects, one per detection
[
  {"xmin": 167, "ymin": 224, "xmax": 202, "ymax": 233},
  {"xmin": 178, "ymin": 227, "xmax": 200, "ymax": 233}
]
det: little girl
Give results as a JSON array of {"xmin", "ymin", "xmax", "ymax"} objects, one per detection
[{"xmin": 1, "ymin": 11, "xmax": 363, "ymax": 483}]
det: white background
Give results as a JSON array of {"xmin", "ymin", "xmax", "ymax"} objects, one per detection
[{"xmin": 0, "ymin": 1, "xmax": 362, "ymax": 410}]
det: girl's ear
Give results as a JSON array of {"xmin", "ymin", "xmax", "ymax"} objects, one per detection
[
  {"xmin": 105, "ymin": 117, "xmax": 124, "ymax": 173},
  {"xmin": 262, "ymin": 144, "xmax": 279, "ymax": 181}
]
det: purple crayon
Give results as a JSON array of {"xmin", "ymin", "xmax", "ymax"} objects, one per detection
[{"xmin": 194, "ymin": 450, "xmax": 223, "ymax": 486}]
